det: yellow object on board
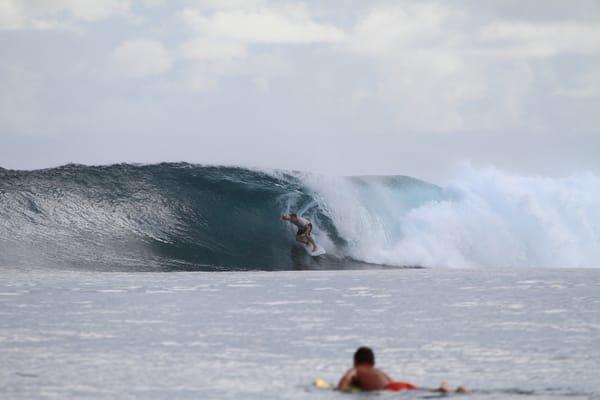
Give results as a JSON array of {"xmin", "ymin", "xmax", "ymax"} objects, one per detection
[{"xmin": 314, "ymin": 378, "xmax": 333, "ymax": 389}]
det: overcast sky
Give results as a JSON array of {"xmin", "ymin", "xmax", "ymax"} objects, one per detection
[{"xmin": 1, "ymin": 0, "xmax": 599, "ymax": 182}]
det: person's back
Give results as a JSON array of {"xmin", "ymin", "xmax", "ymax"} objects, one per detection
[
  {"xmin": 353, "ymin": 365, "xmax": 393, "ymax": 390},
  {"xmin": 337, "ymin": 346, "xmax": 465, "ymax": 393},
  {"xmin": 337, "ymin": 347, "xmax": 414, "ymax": 392}
]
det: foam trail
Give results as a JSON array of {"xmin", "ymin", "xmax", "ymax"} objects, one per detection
[{"xmin": 303, "ymin": 167, "xmax": 600, "ymax": 268}]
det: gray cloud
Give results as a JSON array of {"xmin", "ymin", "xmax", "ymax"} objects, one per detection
[{"xmin": 0, "ymin": 0, "xmax": 599, "ymax": 182}]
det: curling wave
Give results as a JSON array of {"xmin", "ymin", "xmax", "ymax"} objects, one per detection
[{"xmin": 0, "ymin": 163, "xmax": 598, "ymax": 271}]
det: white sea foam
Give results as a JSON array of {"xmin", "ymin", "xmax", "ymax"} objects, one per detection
[{"xmin": 301, "ymin": 166, "xmax": 600, "ymax": 268}]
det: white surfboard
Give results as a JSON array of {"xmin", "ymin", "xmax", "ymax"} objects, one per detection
[{"xmin": 305, "ymin": 243, "xmax": 326, "ymax": 256}]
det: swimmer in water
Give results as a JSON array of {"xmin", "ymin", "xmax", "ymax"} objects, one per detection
[{"xmin": 337, "ymin": 347, "xmax": 467, "ymax": 393}]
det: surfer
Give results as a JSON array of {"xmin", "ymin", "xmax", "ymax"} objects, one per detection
[
  {"xmin": 281, "ymin": 213, "xmax": 317, "ymax": 252},
  {"xmin": 337, "ymin": 347, "xmax": 466, "ymax": 393}
]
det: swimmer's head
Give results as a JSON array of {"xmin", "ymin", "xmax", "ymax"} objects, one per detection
[{"xmin": 354, "ymin": 347, "xmax": 375, "ymax": 366}]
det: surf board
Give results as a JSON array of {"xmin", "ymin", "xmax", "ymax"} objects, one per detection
[
  {"xmin": 314, "ymin": 378, "xmax": 333, "ymax": 389},
  {"xmin": 305, "ymin": 243, "xmax": 326, "ymax": 256},
  {"xmin": 314, "ymin": 378, "xmax": 360, "ymax": 392}
]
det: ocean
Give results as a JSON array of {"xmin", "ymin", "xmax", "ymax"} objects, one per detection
[{"xmin": 1, "ymin": 163, "xmax": 599, "ymax": 399}]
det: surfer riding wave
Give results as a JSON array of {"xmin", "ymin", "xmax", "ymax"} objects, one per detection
[{"xmin": 281, "ymin": 213, "xmax": 317, "ymax": 252}]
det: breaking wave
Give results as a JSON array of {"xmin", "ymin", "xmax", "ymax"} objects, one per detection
[{"xmin": 0, "ymin": 163, "xmax": 598, "ymax": 271}]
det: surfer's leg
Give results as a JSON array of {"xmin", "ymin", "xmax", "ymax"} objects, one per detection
[
  {"xmin": 305, "ymin": 225, "xmax": 317, "ymax": 251},
  {"xmin": 307, "ymin": 236, "xmax": 317, "ymax": 251},
  {"xmin": 436, "ymin": 382, "xmax": 451, "ymax": 393},
  {"xmin": 296, "ymin": 226, "xmax": 309, "ymax": 244},
  {"xmin": 296, "ymin": 234, "xmax": 309, "ymax": 245},
  {"xmin": 433, "ymin": 382, "xmax": 467, "ymax": 393}
]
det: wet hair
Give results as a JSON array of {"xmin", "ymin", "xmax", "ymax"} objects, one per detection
[
  {"xmin": 354, "ymin": 347, "xmax": 375, "ymax": 366},
  {"xmin": 290, "ymin": 213, "xmax": 297, "ymax": 218}
]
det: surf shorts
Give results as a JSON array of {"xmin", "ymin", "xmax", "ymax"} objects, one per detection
[
  {"xmin": 384, "ymin": 382, "xmax": 417, "ymax": 391},
  {"xmin": 296, "ymin": 223, "xmax": 312, "ymax": 236}
]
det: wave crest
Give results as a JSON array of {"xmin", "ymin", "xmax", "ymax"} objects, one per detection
[{"xmin": 1, "ymin": 163, "xmax": 598, "ymax": 270}]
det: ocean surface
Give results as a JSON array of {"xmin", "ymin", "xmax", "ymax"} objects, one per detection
[
  {"xmin": 1, "ymin": 163, "xmax": 599, "ymax": 399},
  {"xmin": 1, "ymin": 267, "xmax": 599, "ymax": 399}
]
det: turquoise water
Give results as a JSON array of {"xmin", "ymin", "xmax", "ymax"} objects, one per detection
[
  {"xmin": 1, "ymin": 267, "xmax": 598, "ymax": 399},
  {"xmin": 4, "ymin": 163, "xmax": 599, "ymax": 271}
]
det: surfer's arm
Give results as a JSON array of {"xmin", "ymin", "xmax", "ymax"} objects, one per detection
[{"xmin": 336, "ymin": 368, "xmax": 357, "ymax": 391}]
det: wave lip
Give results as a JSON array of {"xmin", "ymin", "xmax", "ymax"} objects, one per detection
[{"xmin": 1, "ymin": 163, "xmax": 598, "ymax": 271}]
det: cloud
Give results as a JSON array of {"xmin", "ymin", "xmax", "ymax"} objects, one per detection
[
  {"xmin": 480, "ymin": 21, "xmax": 600, "ymax": 58},
  {"xmin": 345, "ymin": 3, "xmax": 450, "ymax": 56},
  {"xmin": 0, "ymin": 0, "xmax": 131, "ymax": 30},
  {"xmin": 181, "ymin": 65, "xmax": 219, "ymax": 92},
  {"xmin": 178, "ymin": 7, "xmax": 345, "ymax": 45},
  {"xmin": 111, "ymin": 39, "xmax": 172, "ymax": 78},
  {"xmin": 0, "ymin": 1, "xmax": 23, "ymax": 30},
  {"xmin": 339, "ymin": 3, "xmax": 600, "ymax": 133},
  {"xmin": 555, "ymin": 68, "xmax": 600, "ymax": 99},
  {"xmin": 339, "ymin": 4, "xmax": 483, "ymax": 132},
  {"xmin": 173, "ymin": 3, "xmax": 343, "ymax": 92},
  {"xmin": 178, "ymin": 37, "xmax": 247, "ymax": 61},
  {"xmin": 184, "ymin": 0, "xmax": 267, "ymax": 12},
  {"xmin": 57, "ymin": 0, "xmax": 131, "ymax": 21},
  {"xmin": 178, "ymin": 51, "xmax": 289, "ymax": 93},
  {"xmin": 344, "ymin": 4, "xmax": 600, "ymax": 65},
  {"xmin": 1, "ymin": 0, "xmax": 599, "ymax": 179}
]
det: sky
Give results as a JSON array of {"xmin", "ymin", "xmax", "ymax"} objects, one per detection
[{"xmin": 1, "ymin": 0, "xmax": 599, "ymax": 182}]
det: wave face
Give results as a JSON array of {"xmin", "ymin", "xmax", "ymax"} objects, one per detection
[{"xmin": 1, "ymin": 163, "xmax": 599, "ymax": 271}]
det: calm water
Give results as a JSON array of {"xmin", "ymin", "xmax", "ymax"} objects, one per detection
[{"xmin": 1, "ymin": 268, "xmax": 599, "ymax": 399}]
